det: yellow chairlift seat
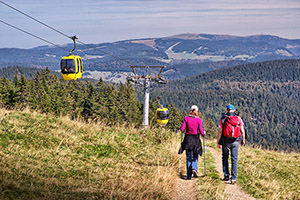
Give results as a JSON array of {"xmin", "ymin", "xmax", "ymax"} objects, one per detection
[
  {"xmin": 61, "ymin": 55, "xmax": 83, "ymax": 80},
  {"xmin": 156, "ymin": 108, "xmax": 169, "ymax": 125}
]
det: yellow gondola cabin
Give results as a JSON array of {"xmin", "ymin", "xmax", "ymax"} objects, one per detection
[
  {"xmin": 60, "ymin": 55, "xmax": 83, "ymax": 80},
  {"xmin": 156, "ymin": 108, "xmax": 169, "ymax": 125}
]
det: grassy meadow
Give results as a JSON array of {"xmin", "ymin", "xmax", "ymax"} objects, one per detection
[
  {"xmin": 238, "ymin": 146, "xmax": 300, "ymax": 200},
  {"xmin": 0, "ymin": 109, "xmax": 180, "ymax": 199},
  {"xmin": 0, "ymin": 108, "xmax": 299, "ymax": 200}
]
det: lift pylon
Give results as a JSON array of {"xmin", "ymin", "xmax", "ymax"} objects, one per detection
[{"xmin": 127, "ymin": 66, "xmax": 167, "ymax": 127}]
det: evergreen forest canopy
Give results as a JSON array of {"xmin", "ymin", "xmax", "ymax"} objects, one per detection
[
  {"xmin": 0, "ymin": 67, "xmax": 218, "ymax": 135},
  {"xmin": 152, "ymin": 59, "xmax": 300, "ymax": 152}
]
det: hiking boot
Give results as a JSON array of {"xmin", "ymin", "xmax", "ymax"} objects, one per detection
[
  {"xmin": 222, "ymin": 176, "xmax": 230, "ymax": 181},
  {"xmin": 192, "ymin": 170, "xmax": 198, "ymax": 178},
  {"xmin": 230, "ymin": 179, "xmax": 236, "ymax": 184}
]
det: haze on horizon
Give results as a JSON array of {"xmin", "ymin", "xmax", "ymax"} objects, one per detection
[{"xmin": 1, "ymin": 0, "xmax": 300, "ymax": 49}]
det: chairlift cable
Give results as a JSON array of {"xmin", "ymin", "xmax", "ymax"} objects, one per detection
[
  {"xmin": 1, "ymin": 1, "xmax": 160, "ymax": 79},
  {"xmin": 0, "ymin": 0, "xmax": 134, "ymax": 66},
  {"xmin": 0, "ymin": 0, "xmax": 70, "ymax": 39},
  {"xmin": 0, "ymin": 19, "xmax": 125, "ymax": 70},
  {"xmin": 0, "ymin": 19, "xmax": 70, "ymax": 52}
]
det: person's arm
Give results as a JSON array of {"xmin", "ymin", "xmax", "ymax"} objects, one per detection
[
  {"xmin": 239, "ymin": 117, "xmax": 246, "ymax": 145},
  {"xmin": 240, "ymin": 126, "xmax": 245, "ymax": 145},
  {"xmin": 180, "ymin": 117, "xmax": 186, "ymax": 133},
  {"xmin": 217, "ymin": 119, "xmax": 223, "ymax": 149},
  {"xmin": 199, "ymin": 119, "xmax": 205, "ymax": 136},
  {"xmin": 217, "ymin": 128, "xmax": 222, "ymax": 149}
]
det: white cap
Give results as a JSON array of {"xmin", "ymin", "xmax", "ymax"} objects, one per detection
[{"xmin": 190, "ymin": 105, "xmax": 199, "ymax": 112}]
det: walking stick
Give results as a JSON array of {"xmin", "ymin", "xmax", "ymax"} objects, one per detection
[
  {"xmin": 179, "ymin": 132, "xmax": 183, "ymax": 175},
  {"xmin": 203, "ymin": 132, "xmax": 206, "ymax": 176}
]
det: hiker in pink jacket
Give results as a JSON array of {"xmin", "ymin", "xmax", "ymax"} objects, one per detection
[{"xmin": 179, "ymin": 105, "xmax": 205, "ymax": 179}]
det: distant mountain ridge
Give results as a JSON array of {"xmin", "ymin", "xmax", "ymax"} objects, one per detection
[{"xmin": 1, "ymin": 33, "xmax": 300, "ymax": 79}]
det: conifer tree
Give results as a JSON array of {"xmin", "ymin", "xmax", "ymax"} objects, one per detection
[
  {"xmin": 0, "ymin": 77, "xmax": 13, "ymax": 108},
  {"xmin": 118, "ymin": 81, "xmax": 141, "ymax": 125},
  {"xmin": 82, "ymin": 82, "xmax": 98, "ymax": 121},
  {"xmin": 106, "ymin": 86, "xmax": 120, "ymax": 124},
  {"xmin": 149, "ymin": 97, "xmax": 162, "ymax": 126},
  {"xmin": 166, "ymin": 101, "xmax": 184, "ymax": 131},
  {"xmin": 19, "ymin": 75, "xmax": 28, "ymax": 109}
]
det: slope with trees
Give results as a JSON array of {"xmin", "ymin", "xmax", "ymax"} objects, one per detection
[
  {"xmin": 152, "ymin": 59, "xmax": 300, "ymax": 151},
  {"xmin": 0, "ymin": 67, "xmax": 216, "ymax": 134}
]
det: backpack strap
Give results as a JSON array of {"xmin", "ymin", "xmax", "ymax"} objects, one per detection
[
  {"xmin": 221, "ymin": 112, "xmax": 235, "ymax": 127},
  {"xmin": 221, "ymin": 115, "xmax": 228, "ymax": 126}
]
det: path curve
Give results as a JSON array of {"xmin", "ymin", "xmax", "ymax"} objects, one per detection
[{"xmin": 207, "ymin": 147, "xmax": 256, "ymax": 200}]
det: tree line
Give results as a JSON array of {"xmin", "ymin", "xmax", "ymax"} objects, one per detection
[{"xmin": 0, "ymin": 67, "xmax": 217, "ymax": 136}]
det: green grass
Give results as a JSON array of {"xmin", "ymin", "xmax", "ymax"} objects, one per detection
[
  {"xmin": 0, "ymin": 109, "xmax": 178, "ymax": 199},
  {"xmin": 195, "ymin": 149, "xmax": 226, "ymax": 200},
  {"xmin": 1, "ymin": 109, "xmax": 299, "ymax": 200},
  {"xmin": 238, "ymin": 147, "xmax": 300, "ymax": 200}
]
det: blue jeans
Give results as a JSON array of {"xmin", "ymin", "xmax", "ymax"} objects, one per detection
[
  {"xmin": 222, "ymin": 141, "xmax": 239, "ymax": 180},
  {"xmin": 186, "ymin": 150, "xmax": 198, "ymax": 179}
]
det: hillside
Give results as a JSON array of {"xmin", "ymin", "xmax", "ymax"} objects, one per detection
[
  {"xmin": 1, "ymin": 60, "xmax": 299, "ymax": 151},
  {"xmin": 1, "ymin": 33, "xmax": 300, "ymax": 80},
  {"xmin": 152, "ymin": 59, "xmax": 300, "ymax": 151},
  {"xmin": 0, "ymin": 66, "xmax": 56, "ymax": 80},
  {"xmin": 0, "ymin": 109, "xmax": 178, "ymax": 199},
  {"xmin": 0, "ymin": 109, "xmax": 299, "ymax": 199}
]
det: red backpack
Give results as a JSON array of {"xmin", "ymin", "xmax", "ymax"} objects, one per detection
[{"xmin": 223, "ymin": 116, "xmax": 241, "ymax": 138}]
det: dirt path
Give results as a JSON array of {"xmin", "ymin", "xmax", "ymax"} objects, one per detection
[
  {"xmin": 176, "ymin": 174, "xmax": 198, "ymax": 200},
  {"xmin": 207, "ymin": 147, "xmax": 256, "ymax": 200}
]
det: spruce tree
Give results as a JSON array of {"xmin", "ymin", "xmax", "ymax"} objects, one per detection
[
  {"xmin": 166, "ymin": 101, "xmax": 184, "ymax": 131},
  {"xmin": 118, "ymin": 81, "xmax": 141, "ymax": 125}
]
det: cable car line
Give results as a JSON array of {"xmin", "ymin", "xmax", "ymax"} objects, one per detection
[
  {"xmin": 0, "ymin": 19, "xmax": 70, "ymax": 52},
  {"xmin": 0, "ymin": 0, "xmax": 70, "ymax": 39},
  {"xmin": 0, "ymin": 18, "xmax": 108, "ymax": 70},
  {"xmin": 1, "ymin": 1, "xmax": 169, "ymax": 123},
  {"xmin": 1, "ymin": 0, "xmax": 157, "ymax": 82},
  {"xmin": 0, "ymin": 19, "xmax": 125, "ymax": 71},
  {"xmin": 0, "ymin": 0, "xmax": 133, "ymax": 66}
]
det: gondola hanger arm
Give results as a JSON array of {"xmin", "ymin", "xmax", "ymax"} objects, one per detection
[{"xmin": 69, "ymin": 35, "xmax": 78, "ymax": 55}]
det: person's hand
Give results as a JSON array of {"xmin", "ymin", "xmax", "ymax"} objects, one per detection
[
  {"xmin": 217, "ymin": 144, "xmax": 221, "ymax": 149},
  {"xmin": 241, "ymin": 139, "xmax": 245, "ymax": 146}
]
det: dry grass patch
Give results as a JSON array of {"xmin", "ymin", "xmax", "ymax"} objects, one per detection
[
  {"xmin": 238, "ymin": 146, "xmax": 300, "ymax": 200},
  {"xmin": 0, "ymin": 109, "xmax": 179, "ymax": 199}
]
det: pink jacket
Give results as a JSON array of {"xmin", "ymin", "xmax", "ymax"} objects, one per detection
[{"xmin": 180, "ymin": 116, "xmax": 205, "ymax": 136}]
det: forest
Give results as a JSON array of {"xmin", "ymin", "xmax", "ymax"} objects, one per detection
[
  {"xmin": 1, "ymin": 59, "xmax": 299, "ymax": 152},
  {"xmin": 152, "ymin": 59, "xmax": 300, "ymax": 152},
  {"xmin": 0, "ymin": 67, "xmax": 218, "ymax": 137}
]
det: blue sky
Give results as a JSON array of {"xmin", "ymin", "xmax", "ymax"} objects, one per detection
[{"xmin": 1, "ymin": 0, "xmax": 300, "ymax": 48}]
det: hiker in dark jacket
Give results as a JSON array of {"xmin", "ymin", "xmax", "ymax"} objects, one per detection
[
  {"xmin": 217, "ymin": 104, "xmax": 245, "ymax": 184},
  {"xmin": 179, "ymin": 105, "xmax": 205, "ymax": 180}
]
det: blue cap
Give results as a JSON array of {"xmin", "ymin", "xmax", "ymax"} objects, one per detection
[{"xmin": 227, "ymin": 104, "xmax": 235, "ymax": 110}]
